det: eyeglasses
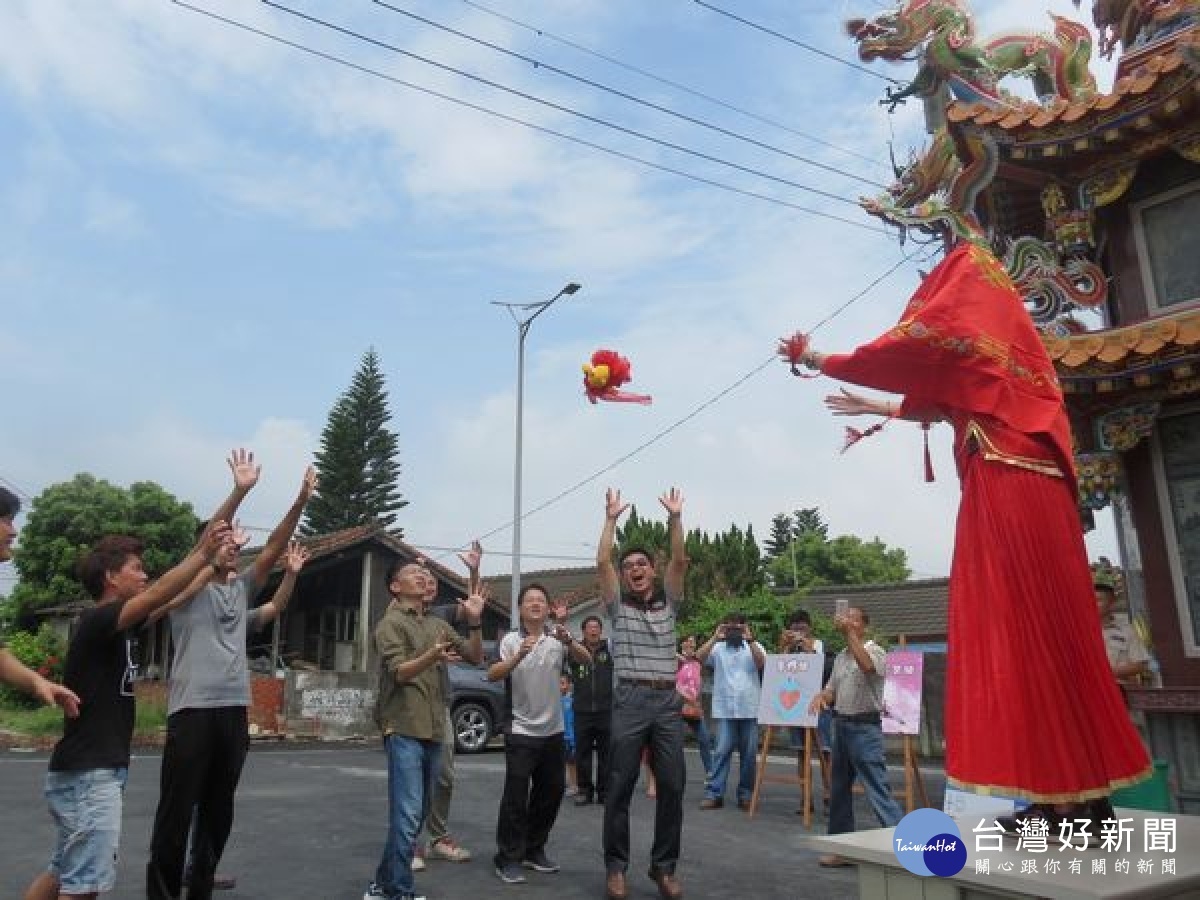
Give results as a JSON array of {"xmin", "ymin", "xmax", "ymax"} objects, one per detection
[{"xmin": 621, "ymin": 559, "xmax": 651, "ymax": 571}]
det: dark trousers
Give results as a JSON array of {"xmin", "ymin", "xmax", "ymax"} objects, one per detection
[
  {"xmin": 574, "ymin": 709, "xmax": 612, "ymax": 801},
  {"xmin": 147, "ymin": 706, "xmax": 249, "ymax": 900},
  {"xmin": 495, "ymin": 733, "xmax": 567, "ymax": 865},
  {"xmin": 827, "ymin": 718, "xmax": 904, "ymax": 835},
  {"xmin": 602, "ymin": 683, "xmax": 685, "ymax": 875}
]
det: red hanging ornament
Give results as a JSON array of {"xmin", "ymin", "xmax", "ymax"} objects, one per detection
[
  {"xmin": 777, "ymin": 331, "xmax": 819, "ymax": 378},
  {"xmin": 582, "ymin": 349, "xmax": 652, "ymax": 405}
]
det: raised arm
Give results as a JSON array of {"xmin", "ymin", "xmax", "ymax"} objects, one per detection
[
  {"xmin": 117, "ymin": 522, "xmax": 232, "ymax": 631},
  {"xmin": 144, "ymin": 566, "xmax": 213, "ymax": 626},
  {"xmin": 597, "ymin": 488, "xmax": 629, "ymax": 609},
  {"xmin": 256, "ymin": 541, "xmax": 308, "ymax": 628},
  {"xmin": 696, "ymin": 623, "xmax": 726, "ymax": 664},
  {"xmin": 457, "ymin": 539, "xmax": 483, "ymax": 596},
  {"xmin": 251, "ymin": 466, "xmax": 318, "ymax": 585},
  {"xmin": 660, "ymin": 487, "xmax": 687, "ymax": 600}
]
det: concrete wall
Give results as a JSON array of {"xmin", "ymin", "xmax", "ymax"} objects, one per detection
[{"xmin": 284, "ymin": 670, "xmax": 377, "ymax": 739}]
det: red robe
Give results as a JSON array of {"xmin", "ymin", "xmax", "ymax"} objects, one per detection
[{"xmin": 822, "ymin": 242, "xmax": 1150, "ymax": 802}]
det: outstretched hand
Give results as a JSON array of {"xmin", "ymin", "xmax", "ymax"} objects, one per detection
[
  {"xmin": 200, "ymin": 520, "xmax": 234, "ymax": 561},
  {"xmin": 605, "ymin": 488, "xmax": 629, "ymax": 522},
  {"xmin": 36, "ymin": 679, "xmax": 81, "ymax": 719},
  {"xmin": 298, "ymin": 466, "xmax": 319, "ymax": 502},
  {"xmin": 659, "ymin": 487, "xmax": 684, "ymax": 517},
  {"xmin": 551, "ymin": 597, "xmax": 569, "ymax": 622},
  {"xmin": 231, "ymin": 520, "xmax": 251, "ymax": 550},
  {"xmin": 825, "ymin": 388, "xmax": 890, "ymax": 418},
  {"xmin": 457, "ymin": 539, "xmax": 483, "ymax": 573},
  {"xmin": 228, "ymin": 448, "xmax": 261, "ymax": 492},
  {"xmin": 284, "ymin": 541, "xmax": 310, "ymax": 575},
  {"xmin": 462, "ymin": 584, "xmax": 488, "ymax": 625}
]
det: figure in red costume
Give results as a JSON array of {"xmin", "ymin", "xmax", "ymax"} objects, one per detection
[{"xmin": 791, "ymin": 241, "xmax": 1149, "ymax": 823}]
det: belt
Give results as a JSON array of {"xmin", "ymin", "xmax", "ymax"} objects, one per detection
[
  {"xmin": 834, "ymin": 711, "xmax": 881, "ymax": 725},
  {"xmin": 621, "ymin": 677, "xmax": 676, "ymax": 690}
]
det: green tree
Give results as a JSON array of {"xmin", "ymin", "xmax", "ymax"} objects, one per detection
[
  {"xmin": 302, "ymin": 348, "xmax": 406, "ymax": 536},
  {"xmin": 764, "ymin": 513, "xmax": 793, "ymax": 559},
  {"xmin": 766, "ymin": 531, "xmax": 909, "ymax": 589},
  {"xmin": 3, "ymin": 475, "xmax": 197, "ymax": 627},
  {"xmin": 792, "ymin": 507, "xmax": 829, "ymax": 540}
]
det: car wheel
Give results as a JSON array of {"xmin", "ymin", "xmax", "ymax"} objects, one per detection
[{"xmin": 453, "ymin": 701, "xmax": 493, "ymax": 753}]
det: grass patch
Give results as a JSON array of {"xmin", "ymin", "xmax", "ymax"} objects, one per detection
[
  {"xmin": 0, "ymin": 697, "xmax": 168, "ymax": 737},
  {"xmin": 0, "ymin": 704, "xmax": 66, "ymax": 736}
]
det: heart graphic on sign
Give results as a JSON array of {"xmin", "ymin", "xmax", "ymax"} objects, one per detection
[{"xmin": 779, "ymin": 689, "xmax": 801, "ymax": 710}]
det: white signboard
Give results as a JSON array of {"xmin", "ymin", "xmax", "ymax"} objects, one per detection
[{"xmin": 756, "ymin": 653, "xmax": 824, "ymax": 727}]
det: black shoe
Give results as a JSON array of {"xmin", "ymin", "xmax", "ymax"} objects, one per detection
[
  {"xmin": 521, "ymin": 850, "xmax": 560, "ymax": 874},
  {"xmin": 1089, "ymin": 796, "xmax": 1116, "ymax": 822}
]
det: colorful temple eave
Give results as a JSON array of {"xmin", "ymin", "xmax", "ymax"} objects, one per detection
[
  {"xmin": 1044, "ymin": 306, "xmax": 1200, "ymax": 393},
  {"xmin": 946, "ymin": 38, "xmax": 1199, "ymax": 162}
]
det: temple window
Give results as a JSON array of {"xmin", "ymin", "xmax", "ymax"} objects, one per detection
[
  {"xmin": 1156, "ymin": 408, "xmax": 1200, "ymax": 652},
  {"xmin": 1133, "ymin": 181, "xmax": 1200, "ymax": 313}
]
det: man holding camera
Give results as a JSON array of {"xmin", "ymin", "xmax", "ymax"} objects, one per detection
[
  {"xmin": 808, "ymin": 605, "xmax": 903, "ymax": 867},
  {"xmin": 696, "ymin": 613, "xmax": 765, "ymax": 811}
]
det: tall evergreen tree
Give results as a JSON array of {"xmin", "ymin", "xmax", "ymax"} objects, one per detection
[
  {"xmin": 302, "ymin": 349, "xmax": 407, "ymax": 536},
  {"xmin": 765, "ymin": 512, "xmax": 794, "ymax": 558},
  {"xmin": 792, "ymin": 507, "xmax": 829, "ymax": 540}
]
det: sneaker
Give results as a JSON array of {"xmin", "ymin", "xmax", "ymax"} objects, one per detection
[
  {"xmin": 565, "ymin": 785, "xmax": 579, "ymax": 797},
  {"xmin": 522, "ymin": 850, "xmax": 561, "ymax": 873},
  {"xmin": 429, "ymin": 837, "xmax": 471, "ymax": 862},
  {"xmin": 494, "ymin": 860, "xmax": 527, "ymax": 884},
  {"xmin": 363, "ymin": 883, "xmax": 386, "ymax": 900},
  {"xmin": 411, "ymin": 846, "xmax": 427, "ymax": 872}
]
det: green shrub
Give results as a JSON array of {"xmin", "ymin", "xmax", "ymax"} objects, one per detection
[{"xmin": 0, "ymin": 625, "xmax": 67, "ymax": 709}]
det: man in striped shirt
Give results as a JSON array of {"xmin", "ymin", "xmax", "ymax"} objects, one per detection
[{"xmin": 598, "ymin": 487, "xmax": 687, "ymax": 900}]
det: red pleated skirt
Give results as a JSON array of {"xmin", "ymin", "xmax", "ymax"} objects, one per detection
[{"xmin": 944, "ymin": 452, "xmax": 1151, "ymax": 802}]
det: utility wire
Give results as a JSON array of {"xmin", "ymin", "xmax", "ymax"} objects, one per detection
[
  {"xmin": 258, "ymin": 0, "xmax": 864, "ymax": 208},
  {"xmin": 690, "ymin": 0, "xmax": 902, "ymax": 85},
  {"xmin": 171, "ymin": 2, "xmax": 885, "ymax": 233},
  {"xmin": 370, "ymin": 0, "xmax": 885, "ymax": 188},
  {"xmin": 465, "ymin": 251, "xmax": 920, "ymax": 549},
  {"xmin": 455, "ymin": 0, "xmax": 886, "ymax": 170}
]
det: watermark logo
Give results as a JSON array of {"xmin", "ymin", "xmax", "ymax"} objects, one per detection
[{"xmin": 892, "ymin": 808, "xmax": 967, "ymax": 877}]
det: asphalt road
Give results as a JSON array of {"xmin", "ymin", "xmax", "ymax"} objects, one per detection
[{"xmin": 0, "ymin": 742, "xmax": 945, "ymax": 899}]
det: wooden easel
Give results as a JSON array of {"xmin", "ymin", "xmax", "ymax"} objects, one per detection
[
  {"xmin": 747, "ymin": 724, "xmax": 828, "ymax": 828},
  {"xmin": 893, "ymin": 635, "xmax": 929, "ymax": 812}
]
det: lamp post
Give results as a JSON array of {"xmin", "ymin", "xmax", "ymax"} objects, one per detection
[{"xmin": 493, "ymin": 282, "xmax": 582, "ymax": 626}]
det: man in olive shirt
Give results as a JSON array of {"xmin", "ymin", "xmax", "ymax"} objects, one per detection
[{"xmin": 364, "ymin": 562, "xmax": 485, "ymax": 900}]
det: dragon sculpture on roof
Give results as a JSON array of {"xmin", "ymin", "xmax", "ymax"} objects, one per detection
[{"xmin": 845, "ymin": 0, "xmax": 1111, "ymax": 327}]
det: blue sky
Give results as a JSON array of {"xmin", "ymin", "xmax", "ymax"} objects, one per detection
[{"xmin": 1, "ymin": 0, "xmax": 1120, "ymax": 584}]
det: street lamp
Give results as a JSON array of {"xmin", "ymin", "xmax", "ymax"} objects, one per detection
[{"xmin": 493, "ymin": 282, "xmax": 582, "ymax": 626}]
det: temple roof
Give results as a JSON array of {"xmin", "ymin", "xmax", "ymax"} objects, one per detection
[
  {"xmin": 946, "ymin": 32, "xmax": 1198, "ymax": 164},
  {"xmin": 1043, "ymin": 306, "xmax": 1200, "ymax": 392}
]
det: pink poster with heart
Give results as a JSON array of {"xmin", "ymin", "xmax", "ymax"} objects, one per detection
[
  {"xmin": 882, "ymin": 650, "xmax": 923, "ymax": 735},
  {"xmin": 756, "ymin": 653, "xmax": 823, "ymax": 727}
]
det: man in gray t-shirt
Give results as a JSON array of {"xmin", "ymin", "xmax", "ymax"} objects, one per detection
[
  {"xmin": 597, "ymin": 487, "xmax": 688, "ymax": 900},
  {"xmin": 147, "ymin": 452, "xmax": 316, "ymax": 900}
]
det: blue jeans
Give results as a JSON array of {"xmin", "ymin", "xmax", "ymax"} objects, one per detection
[
  {"xmin": 685, "ymin": 716, "xmax": 713, "ymax": 778},
  {"xmin": 45, "ymin": 767, "xmax": 128, "ymax": 895},
  {"xmin": 375, "ymin": 735, "xmax": 442, "ymax": 898},
  {"xmin": 828, "ymin": 718, "xmax": 903, "ymax": 834},
  {"xmin": 705, "ymin": 718, "xmax": 758, "ymax": 803}
]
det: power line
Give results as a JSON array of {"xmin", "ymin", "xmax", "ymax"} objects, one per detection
[
  {"xmin": 257, "ymin": 0, "xmax": 865, "ymax": 208},
  {"xmin": 465, "ymin": 251, "xmax": 921, "ymax": 549},
  {"xmin": 455, "ymin": 0, "xmax": 886, "ymax": 170},
  {"xmin": 171, "ymin": 2, "xmax": 885, "ymax": 233},
  {"xmin": 689, "ymin": 0, "xmax": 902, "ymax": 85},
  {"xmin": 0, "ymin": 475, "xmax": 34, "ymax": 501},
  {"xmin": 370, "ymin": 0, "xmax": 885, "ymax": 188}
]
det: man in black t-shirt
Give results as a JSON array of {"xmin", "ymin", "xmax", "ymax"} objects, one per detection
[{"xmin": 24, "ymin": 521, "xmax": 230, "ymax": 900}]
